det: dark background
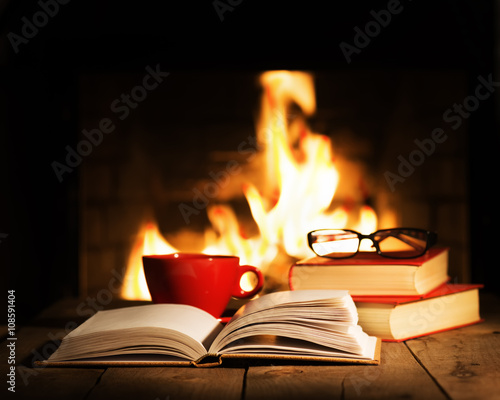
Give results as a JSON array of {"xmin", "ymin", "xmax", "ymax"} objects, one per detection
[{"xmin": 1, "ymin": 0, "xmax": 498, "ymax": 323}]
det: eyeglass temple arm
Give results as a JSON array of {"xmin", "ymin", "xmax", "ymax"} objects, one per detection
[{"xmin": 376, "ymin": 231, "xmax": 435, "ymax": 251}]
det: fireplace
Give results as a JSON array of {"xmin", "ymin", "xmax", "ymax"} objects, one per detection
[
  {"xmin": 75, "ymin": 68, "xmax": 473, "ymax": 298},
  {"xmin": 3, "ymin": 1, "xmax": 498, "ymax": 324}
]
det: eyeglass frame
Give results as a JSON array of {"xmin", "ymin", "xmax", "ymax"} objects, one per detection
[{"xmin": 307, "ymin": 228, "xmax": 438, "ymax": 259}]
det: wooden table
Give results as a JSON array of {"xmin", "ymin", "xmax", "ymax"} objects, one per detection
[{"xmin": 3, "ymin": 293, "xmax": 500, "ymax": 400}]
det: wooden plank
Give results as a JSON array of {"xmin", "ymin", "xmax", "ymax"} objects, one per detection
[
  {"xmin": 244, "ymin": 342, "xmax": 447, "ymax": 400},
  {"xmin": 32, "ymin": 298, "xmax": 151, "ymax": 328},
  {"xmin": 406, "ymin": 310, "xmax": 500, "ymax": 400},
  {"xmin": 0, "ymin": 326, "xmax": 104, "ymax": 399},
  {"xmin": 245, "ymin": 364, "xmax": 344, "ymax": 400},
  {"xmin": 87, "ymin": 367, "xmax": 245, "ymax": 400},
  {"xmin": 34, "ymin": 298, "xmax": 152, "ymax": 319},
  {"xmin": 13, "ymin": 368, "xmax": 105, "ymax": 400},
  {"xmin": 343, "ymin": 342, "xmax": 448, "ymax": 400}
]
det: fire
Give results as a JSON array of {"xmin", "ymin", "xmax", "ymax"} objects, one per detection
[
  {"xmin": 121, "ymin": 71, "xmax": 378, "ymax": 300},
  {"xmin": 121, "ymin": 221, "xmax": 177, "ymax": 300}
]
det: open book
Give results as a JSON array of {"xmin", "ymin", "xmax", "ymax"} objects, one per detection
[{"xmin": 40, "ymin": 290, "xmax": 380, "ymax": 367}]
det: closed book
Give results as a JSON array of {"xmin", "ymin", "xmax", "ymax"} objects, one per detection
[
  {"xmin": 289, "ymin": 247, "xmax": 449, "ymax": 296},
  {"xmin": 352, "ymin": 283, "xmax": 483, "ymax": 341}
]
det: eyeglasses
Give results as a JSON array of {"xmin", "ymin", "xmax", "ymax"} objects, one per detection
[{"xmin": 307, "ymin": 228, "xmax": 438, "ymax": 259}]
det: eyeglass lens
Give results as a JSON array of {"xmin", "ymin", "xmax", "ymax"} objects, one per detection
[{"xmin": 310, "ymin": 230, "xmax": 360, "ymax": 258}]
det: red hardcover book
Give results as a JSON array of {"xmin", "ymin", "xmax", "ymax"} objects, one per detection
[
  {"xmin": 352, "ymin": 283, "xmax": 483, "ymax": 341},
  {"xmin": 289, "ymin": 247, "xmax": 449, "ymax": 296}
]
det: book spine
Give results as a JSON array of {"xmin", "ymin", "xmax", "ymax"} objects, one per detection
[
  {"xmin": 191, "ymin": 353, "xmax": 223, "ymax": 368},
  {"xmin": 288, "ymin": 265, "xmax": 295, "ymax": 290}
]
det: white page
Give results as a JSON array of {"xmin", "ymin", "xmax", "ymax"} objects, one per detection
[
  {"xmin": 210, "ymin": 290, "xmax": 365, "ymax": 355},
  {"xmin": 218, "ymin": 335, "xmax": 378, "ymax": 360},
  {"xmin": 230, "ymin": 290, "xmax": 353, "ymax": 320},
  {"xmin": 66, "ymin": 304, "xmax": 223, "ymax": 347},
  {"xmin": 213, "ymin": 323, "xmax": 366, "ymax": 354},
  {"xmin": 223, "ymin": 290, "xmax": 357, "ymax": 334}
]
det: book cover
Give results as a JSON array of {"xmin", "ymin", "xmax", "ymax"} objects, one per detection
[
  {"xmin": 351, "ymin": 283, "xmax": 483, "ymax": 304},
  {"xmin": 36, "ymin": 341, "xmax": 382, "ymax": 368}
]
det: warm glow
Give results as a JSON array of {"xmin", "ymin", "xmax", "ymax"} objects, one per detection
[
  {"xmin": 243, "ymin": 71, "xmax": 376, "ymax": 260},
  {"xmin": 203, "ymin": 204, "xmax": 277, "ymax": 267},
  {"xmin": 121, "ymin": 70, "xmax": 378, "ymax": 300},
  {"xmin": 121, "ymin": 222, "xmax": 177, "ymax": 300}
]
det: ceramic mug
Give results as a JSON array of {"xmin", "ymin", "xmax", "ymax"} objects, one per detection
[{"xmin": 142, "ymin": 253, "xmax": 264, "ymax": 317}]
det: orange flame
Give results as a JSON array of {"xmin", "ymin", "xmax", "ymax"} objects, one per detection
[
  {"xmin": 121, "ymin": 71, "xmax": 378, "ymax": 300},
  {"xmin": 121, "ymin": 222, "xmax": 177, "ymax": 300}
]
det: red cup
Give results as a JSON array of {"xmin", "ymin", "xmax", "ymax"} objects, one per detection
[{"xmin": 142, "ymin": 253, "xmax": 264, "ymax": 317}]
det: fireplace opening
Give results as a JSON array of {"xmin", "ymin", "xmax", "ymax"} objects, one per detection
[{"xmin": 77, "ymin": 69, "xmax": 473, "ymax": 300}]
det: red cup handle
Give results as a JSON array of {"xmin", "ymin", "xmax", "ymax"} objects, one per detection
[{"xmin": 232, "ymin": 265, "xmax": 264, "ymax": 298}]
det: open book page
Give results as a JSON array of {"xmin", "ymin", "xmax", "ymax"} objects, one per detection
[
  {"xmin": 209, "ymin": 290, "xmax": 376, "ymax": 359},
  {"xmin": 218, "ymin": 335, "xmax": 378, "ymax": 359},
  {"xmin": 49, "ymin": 304, "xmax": 223, "ymax": 362},
  {"xmin": 227, "ymin": 290, "xmax": 357, "ymax": 322},
  {"xmin": 218, "ymin": 290, "xmax": 358, "ymax": 334}
]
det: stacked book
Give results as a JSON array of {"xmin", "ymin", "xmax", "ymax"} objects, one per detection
[{"xmin": 289, "ymin": 247, "xmax": 483, "ymax": 341}]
